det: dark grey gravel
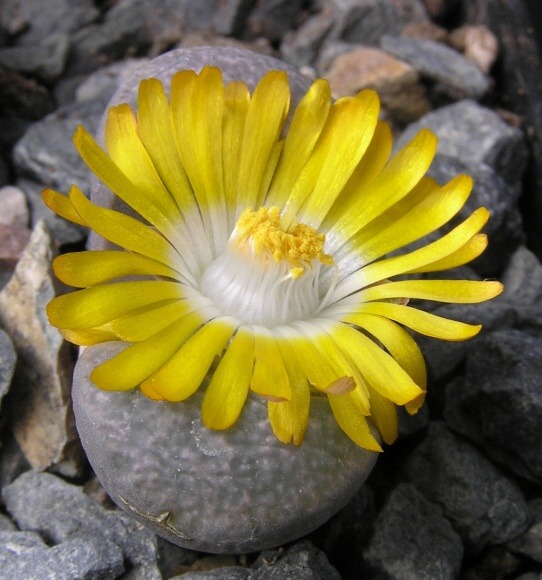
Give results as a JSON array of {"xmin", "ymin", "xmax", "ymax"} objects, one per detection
[
  {"xmin": 363, "ymin": 482, "xmax": 463, "ymax": 579},
  {"xmin": 0, "ymin": 328, "xmax": 16, "ymax": 410},
  {"xmin": 2, "ymin": 471, "xmax": 159, "ymax": 568},
  {"xmin": 397, "ymin": 99, "xmax": 528, "ymax": 185},
  {"xmin": 173, "ymin": 568, "xmax": 250, "ymax": 580},
  {"xmin": 508, "ymin": 498, "xmax": 542, "ymax": 564},
  {"xmin": 0, "ymin": 32, "xmax": 70, "ymax": 83},
  {"xmin": 12, "ymin": 97, "xmax": 103, "ymax": 194},
  {"xmin": 445, "ymin": 329, "xmax": 542, "ymax": 485},
  {"xmin": 403, "ymin": 422, "xmax": 530, "ymax": 551},
  {"xmin": 381, "ymin": 34, "xmax": 489, "ymax": 99}
]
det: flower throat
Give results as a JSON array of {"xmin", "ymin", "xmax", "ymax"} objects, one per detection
[{"xmin": 200, "ymin": 207, "xmax": 335, "ymax": 326}]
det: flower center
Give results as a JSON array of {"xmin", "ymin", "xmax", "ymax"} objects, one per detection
[{"xmin": 200, "ymin": 207, "xmax": 335, "ymax": 326}]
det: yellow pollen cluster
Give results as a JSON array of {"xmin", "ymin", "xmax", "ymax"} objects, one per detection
[{"xmin": 234, "ymin": 207, "xmax": 334, "ymax": 278}]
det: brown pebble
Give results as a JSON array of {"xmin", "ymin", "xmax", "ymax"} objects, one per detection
[{"xmin": 449, "ymin": 25, "xmax": 499, "ymax": 74}]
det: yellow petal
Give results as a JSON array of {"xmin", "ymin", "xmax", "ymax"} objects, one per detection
[
  {"xmin": 331, "ymin": 323, "xmax": 424, "ymax": 405},
  {"xmin": 237, "ymin": 70, "xmax": 290, "ymax": 212},
  {"xmin": 47, "ymin": 280, "xmax": 182, "ymax": 330},
  {"xmin": 268, "ymin": 340, "xmax": 310, "ymax": 446},
  {"xmin": 202, "ymin": 326, "xmax": 254, "ymax": 430},
  {"xmin": 298, "ymin": 90, "xmax": 380, "ymax": 227},
  {"xmin": 357, "ymin": 279, "xmax": 504, "ymax": 304},
  {"xmin": 90, "ymin": 312, "xmax": 207, "ymax": 391},
  {"xmin": 367, "ymin": 387, "xmax": 398, "ymax": 445},
  {"xmin": 327, "ymin": 391, "xmax": 382, "ymax": 451},
  {"xmin": 344, "ymin": 302, "xmax": 482, "ymax": 341},
  {"xmin": 250, "ymin": 327, "xmax": 292, "ymax": 401},
  {"xmin": 60, "ymin": 327, "xmax": 118, "ymax": 346},
  {"xmin": 53, "ymin": 251, "xmax": 180, "ymax": 287},
  {"xmin": 142, "ymin": 317, "xmax": 239, "ymax": 402},
  {"xmin": 266, "ymin": 78, "xmax": 331, "ymax": 206},
  {"xmin": 42, "ymin": 187, "xmax": 88, "ymax": 227},
  {"xmin": 334, "ymin": 128, "xmax": 438, "ymax": 240}
]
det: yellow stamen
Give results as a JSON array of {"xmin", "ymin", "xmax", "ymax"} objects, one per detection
[{"xmin": 234, "ymin": 206, "xmax": 334, "ymax": 277}]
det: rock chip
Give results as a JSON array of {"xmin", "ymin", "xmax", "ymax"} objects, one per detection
[
  {"xmin": 325, "ymin": 46, "xmax": 430, "ymax": 123},
  {"xmin": 0, "ymin": 328, "xmax": 16, "ymax": 411},
  {"xmin": 508, "ymin": 499, "xmax": 542, "ymax": 564},
  {"xmin": 0, "ymin": 513, "xmax": 16, "ymax": 531},
  {"xmin": 401, "ymin": 20, "xmax": 448, "ymax": 42},
  {"xmin": 3, "ymin": 0, "xmax": 99, "ymax": 46},
  {"xmin": 13, "ymin": 97, "xmax": 102, "ymax": 194},
  {"xmin": 381, "ymin": 34, "xmax": 489, "ymax": 99},
  {"xmin": 17, "ymin": 179, "xmax": 87, "ymax": 247},
  {"xmin": 397, "ymin": 99, "xmax": 528, "ymax": 185},
  {"xmin": 403, "ymin": 422, "xmax": 530, "ymax": 551},
  {"xmin": 2, "ymin": 470, "xmax": 158, "ymax": 568},
  {"xmin": 0, "ymin": 64, "xmax": 54, "ymax": 121},
  {"xmin": 0, "ymin": 533, "xmax": 125, "ymax": 579},
  {"xmin": 0, "ymin": 185, "xmax": 29, "ymax": 228},
  {"xmin": 0, "ymin": 221, "xmax": 84, "ymax": 475},
  {"xmin": 212, "ymin": 0, "xmax": 257, "ymax": 36},
  {"xmin": 173, "ymin": 568, "xmax": 249, "ymax": 580},
  {"xmin": 247, "ymin": 0, "xmax": 305, "ymax": 42},
  {"xmin": 251, "ymin": 540, "xmax": 341, "ymax": 579},
  {"xmin": 0, "ymin": 33, "xmax": 70, "ymax": 83},
  {"xmin": 363, "ymin": 482, "xmax": 463, "ymax": 579},
  {"xmin": 449, "ymin": 24, "xmax": 499, "ymax": 74},
  {"xmin": 501, "ymin": 246, "xmax": 542, "ymax": 305},
  {"xmin": 0, "ymin": 529, "xmax": 47, "ymax": 560},
  {"xmin": 0, "ymin": 224, "xmax": 31, "ymax": 265},
  {"xmin": 444, "ymin": 329, "xmax": 542, "ymax": 485}
]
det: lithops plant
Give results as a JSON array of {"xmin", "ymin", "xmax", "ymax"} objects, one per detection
[{"xmin": 43, "ymin": 47, "xmax": 502, "ymax": 553}]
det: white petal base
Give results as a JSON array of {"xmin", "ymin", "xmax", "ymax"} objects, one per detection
[{"xmin": 73, "ymin": 342, "xmax": 378, "ymax": 553}]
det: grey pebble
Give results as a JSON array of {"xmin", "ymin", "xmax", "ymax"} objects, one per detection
[
  {"xmin": 363, "ymin": 482, "xmax": 463, "ymax": 580},
  {"xmin": 173, "ymin": 567, "xmax": 250, "ymax": 580},
  {"xmin": 508, "ymin": 498, "xmax": 542, "ymax": 564},
  {"xmin": 0, "ymin": 33, "xmax": 70, "ymax": 83},
  {"xmin": 445, "ymin": 329, "xmax": 542, "ymax": 485},
  {"xmin": 12, "ymin": 97, "xmax": 103, "ymax": 194},
  {"xmin": 397, "ymin": 99, "xmax": 528, "ymax": 185},
  {"xmin": 0, "ymin": 328, "xmax": 16, "ymax": 411},
  {"xmin": 0, "ymin": 513, "xmax": 16, "ymax": 531},
  {"xmin": 2, "ymin": 470, "xmax": 159, "ymax": 568},
  {"xmin": 381, "ymin": 34, "xmax": 489, "ymax": 99},
  {"xmin": 403, "ymin": 422, "xmax": 530, "ymax": 551}
]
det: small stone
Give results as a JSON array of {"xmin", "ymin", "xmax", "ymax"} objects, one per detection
[
  {"xmin": 381, "ymin": 34, "xmax": 490, "ymax": 99},
  {"xmin": 124, "ymin": 562, "xmax": 163, "ymax": 580},
  {"xmin": 4, "ymin": 0, "xmax": 99, "ymax": 46},
  {"xmin": 75, "ymin": 58, "xmax": 150, "ymax": 104},
  {"xmin": 508, "ymin": 499, "xmax": 542, "ymax": 564},
  {"xmin": 0, "ymin": 32, "xmax": 70, "ymax": 83},
  {"xmin": 501, "ymin": 246, "xmax": 542, "ymax": 305},
  {"xmin": 12, "ymin": 97, "xmax": 102, "ymax": 194},
  {"xmin": 281, "ymin": 9, "xmax": 337, "ymax": 68},
  {"xmin": 0, "ymin": 221, "xmax": 84, "ymax": 476},
  {"xmin": 17, "ymin": 179, "xmax": 87, "ymax": 247},
  {"xmin": 396, "ymin": 99, "xmax": 528, "ymax": 186},
  {"xmin": 389, "ymin": 0, "xmax": 430, "ymax": 22},
  {"xmin": 444, "ymin": 329, "xmax": 542, "ymax": 485},
  {"xmin": 247, "ymin": 0, "xmax": 305, "ymax": 42},
  {"xmin": 0, "ymin": 328, "xmax": 16, "ymax": 411},
  {"xmin": 0, "ymin": 534, "xmax": 125, "ymax": 579},
  {"xmin": 0, "ymin": 513, "xmax": 16, "ymax": 531},
  {"xmin": 325, "ymin": 46, "xmax": 430, "ymax": 123},
  {"xmin": 0, "ymin": 186, "xmax": 29, "ymax": 228},
  {"xmin": 173, "ymin": 567, "xmax": 249, "ymax": 580},
  {"xmin": 2, "ymin": 471, "xmax": 158, "ymax": 568},
  {"xmin": 449, "ymin": 25, "xmax": 499, "ymax": 75},
  {"xmin": 401, "ymin": 21, "xmax": 448, "ymax": 43},
  {"xmin": 212, "ymin": 0, "xmax": 257, "ymax": 36},
  {"xmin": 251, "ymin": 540, "xmax": 341, "ymax": 579},
  {"xmin": 403, "ymin": 422, "xmax": 530, "ymax": 551},
  {"xmin": 0, "ymin": 64, "xmax": 54, "ymax": 121},
  {"xmin": 0, "ymin": 224, "xmax": 31, "ymax": 264},
  {"xmin": 0, "ymin": 530, "xmax": 48, "ymax": 561},
  {"xmin": 363, "ymin": 482, "xmax": 463, "ymax": 579}
]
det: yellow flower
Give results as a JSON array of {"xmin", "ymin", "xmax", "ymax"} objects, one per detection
[{"xmin": 42, "ymin": 66, "xmax": 502, "ymax": 451}]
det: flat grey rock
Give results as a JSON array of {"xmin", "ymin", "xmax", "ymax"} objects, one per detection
[
  {"xmin": 13, "ymin": 97, "xmax": 103, "ymax": 194},
  {"xmin": 397, "ymin": 99, "xmax": 528, "ymax": 185},
  {"xmin": 363, "ymin": 482, "xmax": 463, "ymax": 579},
  {"xmin": 445, "ymin": 329, "xmax": 542, "ymax": 485},
  {"xmin": 2, "ymin": 470, "xmax": 158, "ymax": 568},
  {"xmin": 403, "ymin": 422, "xmax": 530, "ymax": 551},
  {"xmin": 72, "ymin": 342, "xmax": 378, "ymax": 553},
  {"xmin": 381, "ymin": 34, "xmax": 489, "ymax": 99}
]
